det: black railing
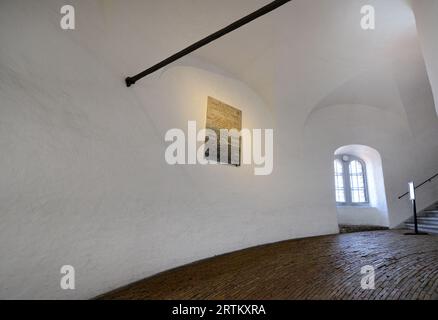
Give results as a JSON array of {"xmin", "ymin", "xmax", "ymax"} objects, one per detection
[
  {"xmin": 398, "ymin": 172, "xmax": 438, "ymax": 200},
  {"xmin": 399, "ymin": 172, "xmax": 438, "ymax": 236},
  {"xmin": 125, "ymin": 0, "xmax": 292, "ymax": 87}
]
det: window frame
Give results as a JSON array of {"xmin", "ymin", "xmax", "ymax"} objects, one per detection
[{"xmin": 334, "ymin": 154, "xmax": 369, "ymax": 207}]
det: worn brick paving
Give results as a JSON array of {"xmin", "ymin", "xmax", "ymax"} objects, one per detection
[{"xmin": 99, "ymin": 231, "xmax": 438, "ymax": 300}]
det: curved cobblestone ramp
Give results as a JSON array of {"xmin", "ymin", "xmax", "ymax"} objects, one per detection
[{"xmin": 99, "ymin": 231, "xmax": 438, "ymax": 300}]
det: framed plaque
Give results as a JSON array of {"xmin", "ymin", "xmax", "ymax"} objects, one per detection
[{"xmin": 205, "ymin": 97, "xmax": 242, "ymax": 166}]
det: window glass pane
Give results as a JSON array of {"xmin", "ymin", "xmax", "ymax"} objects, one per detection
[
  {"xmin": 351, "ymin": 191, "xmax": 358, "ymax": 203},
  {"xmin": 351, "ymin": 177, "xmax": 358, "ymax": 188},
  {"xmin": 334, "ymin": 160, "xmax": 345, "ymax": 203},
  {"xmin": 349, "ymin": 160, "xmax": 367, "ymax": 203},
  {"xmin": 336, "ymin": 176, "xmax": 344, "ymax": 188},
  {"xmin": 359, "ymin": 191, "xmax": 366, "ymax": 203}
]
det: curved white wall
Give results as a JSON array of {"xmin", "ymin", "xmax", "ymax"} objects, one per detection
[
  {"xmin": 1, "ymin": 0, "xmax": 438, "ymax": 300},
  {"xmin": 0, "ymin": 1, "xmax": 339, "ymax": 299},
  {"xmin": 0, "ymin": 40, "xmax": 284, "ymax": 298},
  {"xmin": 412, "ymin": 0, "xmax": 438, "ymax": 115}
]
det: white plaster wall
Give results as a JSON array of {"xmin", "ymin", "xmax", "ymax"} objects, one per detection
[
  {"xmin": 0, "ymin": 0, "xmax": 339, "ymax": 300},
  {"xmin": 337, "ymin": 207, "xmax": 387, "ymax": 227},
  {"xmin": 1, "ymin": 0, "xmax": 438, "ymax": 300},
  {"xmin": 412, "ymin": 0, "xmax": 438, "ymax": 115}
]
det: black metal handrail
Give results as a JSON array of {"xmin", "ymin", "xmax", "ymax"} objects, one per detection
[
  {"xmin": 125, "ymin": 0, "xmax": 292, "ymax": 87},
  {"xmin": 398, "ymin": 172, "xmax": 438, "ymax": 199}
]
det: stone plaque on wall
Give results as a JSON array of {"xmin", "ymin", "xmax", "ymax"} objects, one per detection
[{"xmin": 205, "ymin": 97, "xmax": 242, "ymax": 166}]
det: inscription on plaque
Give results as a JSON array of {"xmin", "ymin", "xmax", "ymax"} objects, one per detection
[{"xmin": 205, "ymin": 97, "xmax": 242, "ymax": 166}]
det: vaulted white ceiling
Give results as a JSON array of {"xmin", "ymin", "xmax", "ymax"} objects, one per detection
[
  {"xmin": 193, "ymin": 0, "xmax": 425, "ymax": 113},
  {"xmin": 69, "ymin": 0, "xmax": 434, "ymax": 118}
]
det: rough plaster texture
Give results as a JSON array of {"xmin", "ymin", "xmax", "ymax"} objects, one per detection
[{"xmin": 0, "ymin": 0, "xmax": 437, "ymax": 299}]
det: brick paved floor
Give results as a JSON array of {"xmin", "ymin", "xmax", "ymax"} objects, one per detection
[{"xmin": 99, "ymin": 230, "xmax": 438, "ymax": 300}]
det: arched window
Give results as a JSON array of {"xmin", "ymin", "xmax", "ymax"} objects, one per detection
[{"xmin": 334, "ymin": 155, "xmax": 368, "ymax": 206}]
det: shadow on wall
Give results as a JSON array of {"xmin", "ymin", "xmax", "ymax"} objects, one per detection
[{"xmin": 335, "ymin": 145, "xmax": 389, "ymax": 227}]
